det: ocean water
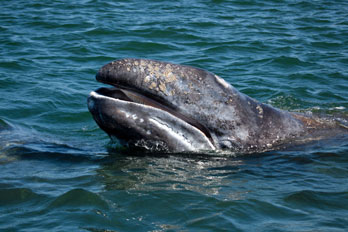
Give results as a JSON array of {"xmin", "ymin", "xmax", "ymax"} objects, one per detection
[{"xmin": 1, "ymin": 0, "xmax": 348, "ymax": 231}]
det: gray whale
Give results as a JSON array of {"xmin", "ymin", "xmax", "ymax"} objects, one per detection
[{"xmin": 88, "ymin": 58, "xmax": 346, "ymax": 153}]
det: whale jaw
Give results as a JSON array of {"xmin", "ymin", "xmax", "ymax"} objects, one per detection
[{"xmin": 88, "ymin": 87, "xmax": 216, "ymax": 152}]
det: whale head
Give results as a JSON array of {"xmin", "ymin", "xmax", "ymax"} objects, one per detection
[{"xmin": 88, "ymin": 58, "xmax": 304, "ymax": 153}]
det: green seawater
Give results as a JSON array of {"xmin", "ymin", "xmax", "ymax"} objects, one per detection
[{"xmin": 1, "ymin": 0, "xmax": 348, "ymax": 231}]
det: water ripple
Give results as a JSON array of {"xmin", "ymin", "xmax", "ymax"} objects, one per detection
[{"xmin": 0, "ymin": 0, "xmax": 348, "ymax": 231}]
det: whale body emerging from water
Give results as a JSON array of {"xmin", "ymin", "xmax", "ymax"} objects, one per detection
[{"xmin": 88, "ymin": 58, "xmax": 346, "ymax": 153}]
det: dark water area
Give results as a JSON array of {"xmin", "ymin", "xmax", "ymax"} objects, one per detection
[{"xmin": 1, "ymin": 0, "xmax": 348, "ymax": 231}]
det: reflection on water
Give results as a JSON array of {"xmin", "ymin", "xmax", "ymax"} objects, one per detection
[
  {"xmin": 99, "ymin": 152, "xmax": 247, "ymax": 200},
  {"xmin": 1, "ymin": 123, "xmax": 348, "ymax": 202}
]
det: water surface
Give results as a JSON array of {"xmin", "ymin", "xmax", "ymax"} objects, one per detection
[{"xmin": 1, "ymin": 0, "xmax": 348, "ymax": 231}]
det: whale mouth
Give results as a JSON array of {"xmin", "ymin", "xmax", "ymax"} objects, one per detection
[
  {"xmin": 89, "ymin": 85, "xmax": 215, "ymax": 148},
  {"xmin": 93, "ymin": 87, "xmax": 178, "ymax": 119}
]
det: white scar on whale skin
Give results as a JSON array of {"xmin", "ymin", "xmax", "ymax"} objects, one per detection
[
  {"xmin": 214, "ymin": 75, "xmax": 231, "ymax": 89},
  {"xmin": 149, "ymin": 118, "xmax": 196, "ymax": 151},
  {"xmin": 148, "ymin": 118, "xmax": 215, "ymax": 151}
]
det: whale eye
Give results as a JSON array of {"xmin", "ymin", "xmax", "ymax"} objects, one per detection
[{"xmin": 220, "ymin": 139, "xmax": 239, "ymax": 150}]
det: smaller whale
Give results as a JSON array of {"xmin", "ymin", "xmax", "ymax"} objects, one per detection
[{"xmin": 88, "ymin": 58, "xmax": 347, "ymax": 153}]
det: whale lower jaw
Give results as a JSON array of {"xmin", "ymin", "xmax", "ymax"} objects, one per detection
[{"xmin": 88, "ymin": 88, "xmax": 216, "ymax": 152}]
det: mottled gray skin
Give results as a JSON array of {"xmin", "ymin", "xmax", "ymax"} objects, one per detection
[{"xmin": 88, "ymin": 58, "xmax": 344, "ymax": 153}]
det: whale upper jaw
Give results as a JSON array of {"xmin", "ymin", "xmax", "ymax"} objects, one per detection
[{"xmin": 87, "ymin": 87, "xmax": 216, "ymax": 152}]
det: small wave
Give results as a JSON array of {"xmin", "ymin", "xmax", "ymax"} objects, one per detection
[
  {"xmin": 330, "ymin": 106, "xmax": 346, "ymax": 110},
  {"xmin": 284, "ymin": 190, "xmax": 348, "ymax": 211},
  {"xmin": 311, "ymin": 41, "xmax": 342, "ymax": 50},
  {"xmin": 84, "ymin": 27, "xmax": 117, "ymax": 36},
  {"xmin": 269, "ymin": 56, "xmax": 314, "ymax": 68},
  {"xmin": 0, "ymin": 118, "xmax": 11, "ymax": 131},
  {"xmin": 119, "ymin": 41, "xmax": 179, "ymax": 52},
  {"xmin": 0, "ymin": 188, "xmax": 43, "ymax": 206},
  {"xmin": 2, "ymin": 143, "xmax": 104, "ymax": 164},
  {"xmin": 267, "ymin": 95, "xmax": 307, "ymax": 110},
  {"xmin": 0, "ymin": 60, "xmax": 27, "ymax": 71},
  {"xmin": 48, "ymin": 188, "xmax": 109, "ymax": 210}
]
